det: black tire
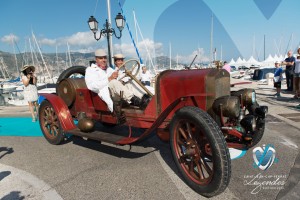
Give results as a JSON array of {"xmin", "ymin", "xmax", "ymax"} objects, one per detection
[
  {"xmin": 170, "ymin": 106, "xmax": 231, "ymax": 197},
  {"xmin": 248, "ymin": 118, "xmax": 265, "ymax": 148},
  {"xmin": 57, "ymin": 66, "xmax": 86, "ymax": 84},
  {"xmin": 39, "ymin": 100, "xmax": 65, "ymax": 145}
]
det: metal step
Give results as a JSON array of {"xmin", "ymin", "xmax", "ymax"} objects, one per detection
[{"xmin": 67, "ymin": 128, "xmax": 137, "ymax": 144}]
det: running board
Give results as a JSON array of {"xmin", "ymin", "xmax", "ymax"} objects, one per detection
[{"xmin": 67, "ymin": 128, "xmax": 138, "ymax": 145}]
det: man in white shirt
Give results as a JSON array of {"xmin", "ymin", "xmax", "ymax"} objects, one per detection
[
  {"xmin": 140, "ymin": 65, "xmax": 152, "ymax": 86},
  {"xmin": 85, "ymin": 49, "xmax": 149, "ymax": 112}
]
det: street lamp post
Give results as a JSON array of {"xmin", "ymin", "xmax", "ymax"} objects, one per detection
[{"xmin": 88, "ymin": 13, "xmax": 125, "ymax": 67}]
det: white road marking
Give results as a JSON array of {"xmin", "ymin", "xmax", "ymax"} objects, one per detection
[
  {"xmin": 280, "ymin": 136, "xmax": 298, "ymax": 150},
  {"xmin": 0, "ymin": 163, "xmax": 63, "ymax": 200}
]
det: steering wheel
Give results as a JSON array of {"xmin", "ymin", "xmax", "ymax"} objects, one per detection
[
  {"xmin": 117, "ymin": 59, "xmax": 153, "ymax": 97},
  {"xmin": 118, "ymin": 59, "xmax": 140, "ymax": 79}
]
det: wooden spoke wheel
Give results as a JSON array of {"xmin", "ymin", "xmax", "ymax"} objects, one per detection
[
  {"xmin": 39, "ymin": 100, "xmax": 64, "ymax": 145},
  {"xmin": 170, "ymin": 106, "xmax": 231, "ymax": 197}
]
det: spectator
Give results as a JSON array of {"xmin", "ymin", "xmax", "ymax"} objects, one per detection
[
  {"xmin": 282, "ymin": 50, "xmax": 295, "ymax": 91},
  {"xmin": 222, "ymin": 61, "xmax": 231, "ymax": 73},
  {"xmin": 140, "ymin": 65, "xmax": 152, "ymax": 86},
  {"xmin": 293, "ymin": 48, "xmax": 300, "ymax": 99},
  {"xmin": 273, "ymin": 61, "xmax": 283, "ymax": 98},
  {"xmin": 21, "ymin": 65, "xmax": 39, "ymax": 122}
]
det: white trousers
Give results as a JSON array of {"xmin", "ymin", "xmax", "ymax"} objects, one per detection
[{"xmin": 108, "ymin": 79, "xmax": 145, "ymax": 102}]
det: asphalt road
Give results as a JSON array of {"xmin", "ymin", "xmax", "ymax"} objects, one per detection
[{"xmin": 0, "ymin": 116, "xmax": 299, "ymax": 200}]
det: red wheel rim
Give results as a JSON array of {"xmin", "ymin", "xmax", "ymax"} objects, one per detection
[
  {"xmin": 41, "ymin": 105, "xmax": 60, "ymax": 139},
  {"xmin": 173, "ymin": 119, "xmax": 213, "ymax": 185}
]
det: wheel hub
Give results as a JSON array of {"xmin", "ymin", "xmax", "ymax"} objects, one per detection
[{"xmin": 185, "ymin": 139, "xmax": 200, "ymax": 159}]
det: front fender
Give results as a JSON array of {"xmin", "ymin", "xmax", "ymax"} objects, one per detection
[{"xmin": 40, "ymin": 93, "xmax": 76, "ymax": 131}]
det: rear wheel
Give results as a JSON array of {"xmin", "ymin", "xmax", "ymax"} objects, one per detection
[
  {"xmin": 170, "ymin": 106, "xmax": 231, "ymax": 197},
  {"xmin": 39, "ymin": 100, "xmax": 65, "ymax": 145}
]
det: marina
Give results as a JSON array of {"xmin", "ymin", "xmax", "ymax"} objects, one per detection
[
  {"xmin": 0, "ymin": 81, "xmax": 300, "ymax": 199},
  {"xmin": 1, "ymin": 0, "xmax": 300, "ymax": 199}
]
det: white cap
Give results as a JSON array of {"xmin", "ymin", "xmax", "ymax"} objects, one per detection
[
  {"xmin": 95, "ymin": 49, "xmax": 107, "ymax": 57},
  {"xmin": 112, "ymin": 53, "xmax": 125, "ymax": 59}
]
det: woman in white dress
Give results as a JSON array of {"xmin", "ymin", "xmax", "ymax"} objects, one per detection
[{"xmin": 21, "ymin": 65, "xmax": 39, "ymax": 122}]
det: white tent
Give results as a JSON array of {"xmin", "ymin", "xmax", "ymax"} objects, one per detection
[
  {"xmin": 235, "ymin": 57, "xmax": 245, "ymax": 67},
  {"xmin": 246, "ymin": 56, "xmax": 261, "ymax": 67},
  {"xmin": 262, "ymin": 54, "xmax": 275, "ymax": 66},
  {"xmin": 228, "ymin": 58, "xmax": 235, "ymax": 65}
]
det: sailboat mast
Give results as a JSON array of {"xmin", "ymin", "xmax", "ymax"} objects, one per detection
[
  {"xmin": 169, "ymin": 42, "xmax": 171, "ymax": 69},
  {"xmin": 32, "ymin": 31, "xmax": 53, "ymax": 83},
  {"xmin": 133, "ymin": 12, "xmax": 156, "ymax": 71},
  {"xmin": 133, "ymin": 10, "xmax": 139, "ymax": 44},
  {"xmin": 67, "ymin": 43, "xmax": 72, "ymax": 67},
  {"xmin": 210, "ymin": 14, "xmax": 213, "ymax": 66},
  {"xmin": 11, "ymin": 37, "xmax": 18, "ymax": 76},
  {"xmin": 56, "ymin": 45, "xmax": 59, "ymax": 74},
  {"xmin": 177, "ymin": 54, "xmax": 178, "ymax": 69},
  {"xmin": 264, "ymin": 35, "xmax": 266, "ymax": 60},
  {"xmin": 28, "ymin": 38, "xmax": 35, "ymax": 67},
  {"xmin": 220, "ymin": 45, "xmax": 223, "ymax": 61}
]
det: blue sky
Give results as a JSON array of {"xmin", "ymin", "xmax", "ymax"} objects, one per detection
[{"xmin": 1, "ymin": 0, "xmax": 300, "ymax": 64}]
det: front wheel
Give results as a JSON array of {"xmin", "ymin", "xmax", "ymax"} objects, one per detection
[
  {"xmin": 170, "ymin": 106, "xmax": 231, "ymax": 197},
  {"xmin": 39, "ymin": 100, "xmax": 65, "ymax": 145},
  {"xmin": 248, "ymin": 118, "xmax": 265, "ymax": 148}
]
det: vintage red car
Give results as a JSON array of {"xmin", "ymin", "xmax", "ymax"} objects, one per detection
[{"xmin": 38, "ymin": 60, "xmax": 267, "ymax": 197}]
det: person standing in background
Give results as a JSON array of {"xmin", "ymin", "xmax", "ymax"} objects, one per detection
[
  {"xmin": 273, "ymin": 61, "xmax": 283, "ymax": 98},
  {"xmin": 293, "ymin": 48, "xmax": 300, "ymax": 99},
  {"xmin": 282, "ymin": 50, "xmax": 295, "ymax": 91},
  {"xmin": 21, "ymin": 65, "xmax": 39, "ymax": 122},
  {"xmin": 222, "ymin": 61, "xmax": 231, "ymax": 73},
  {"xmin": 140, "ymin": 65, "xmax": 152, "ymax": 86}
]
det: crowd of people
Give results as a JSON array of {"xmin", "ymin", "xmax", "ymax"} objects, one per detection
[{"xmin": 273, "ymin": 49, "xmax": 300, "ymax": 100}]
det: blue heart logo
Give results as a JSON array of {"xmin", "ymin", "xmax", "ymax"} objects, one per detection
[
  {"xmin": 253, "ymin": 0, "xmax": 282, "ymax": 19},
  {"xmin": 253, "ymin": 144, "xmax": 277, "ymax": 170}
]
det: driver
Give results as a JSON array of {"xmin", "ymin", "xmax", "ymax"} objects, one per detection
[{"xmin": 85, "ymin": 49, "xmax": 150, "ymax": 112}]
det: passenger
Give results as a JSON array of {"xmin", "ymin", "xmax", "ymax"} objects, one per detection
[
  {"xmin": 273, "ymin": 61, "xmax": 283, "ymax": 98},
  {"xmin": 112, "ymin": 53, "xmax": 154, "ymax": 98},
  {"xmin": 112, "ymin": 53, "xmax": 129, "ymax": 83},
  {"xmin": 85, "ymin": 49, "xmax": 150, "ymax": 112},
  {"xmin": 21, "ymin": 65, "xmax": 39, "ymax": 122}
]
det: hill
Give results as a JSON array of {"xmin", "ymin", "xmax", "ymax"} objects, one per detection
[{"xmin": 0, "ymin": 51, "xmax": 180, "ymax": 78}]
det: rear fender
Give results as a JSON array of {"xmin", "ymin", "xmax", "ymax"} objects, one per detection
[{"xmin": 40, "ymin": 93, "xmax": 76, "ymax": 131}]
